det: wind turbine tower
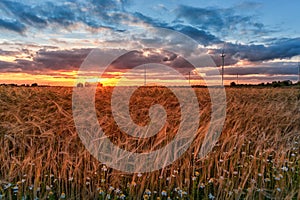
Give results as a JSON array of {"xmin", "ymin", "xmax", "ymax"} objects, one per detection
[{"xmin": 220, "ymin": 46, "xmax": 226, "ymax": 85}]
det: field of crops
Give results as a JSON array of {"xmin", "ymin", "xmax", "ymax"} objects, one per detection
[{"xmin": 0, "ymin": 86, "xmax": 299, "ymax": 199}]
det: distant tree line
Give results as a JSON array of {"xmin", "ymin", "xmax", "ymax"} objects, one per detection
[
  {"xmin": 230, "ymin": 80, "xmax": 299, "ymax": 87},
  {"xmin": 0, "ymin": 83, "xmax": 44, "ymax": 87}
]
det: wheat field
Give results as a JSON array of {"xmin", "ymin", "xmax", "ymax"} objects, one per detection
[{"xmin": 0, "ymin": 86, "xmax": 299, "ymax": 199}]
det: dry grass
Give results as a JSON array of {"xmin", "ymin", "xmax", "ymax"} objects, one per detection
[{"xmin": 0, "ymin": 86, "xmax": 299, "ymax": 199}]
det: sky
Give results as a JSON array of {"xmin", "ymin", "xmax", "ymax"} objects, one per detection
[{"xmin": 0, "ymin": 0, "xmax": 299, "ymax": 86}]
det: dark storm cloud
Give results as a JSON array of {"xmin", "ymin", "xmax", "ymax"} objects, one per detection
[
  {"xmin": 0, "ymin": 60, "xmax": 17, "ymax": 71},
  {"xmin": 0, "ymin": 59, "xmax": 39, "ymax": 73},
  {"xmin": 109, "ymin": 49, "xmax": 194, "ymax": 74},
  {"xmin": 0, "ymin": 49, "xmax": 19, "ymax": 56},
  {"xmin": 0, "ymin": 0, "xmax": 126, "ymax": 33},
  {"xmin": 1, "ymin": 1, "xmax": 47, "ymax": 27},
  {"xmin": 110, "ymin": 49, "xmax": 172, "ymax": 69},
  {"xmin": 223, "ymin": 64, "xmax": 299, "ymax": 76},
  {"xmin": 175, "ymin": 4, "xmax": 267, "ymax": 36},
  {"xmin": 209, "ymin": 37, "xmax": 300, "ymax": 67},
  {"xmin": 171, "ymin": 25, "xmax": 221, "ymax": 46},
  {"xmin": 0, "ymin": 48, "xmax": 92, "ymax": 73},
  {"xmin": 0, "ymin": 18, "xmax": 26, "ymax": 33},
  {"xmin": 125, "ymin": 11, "xmax": 221, "ymax": 46},
  {"xmin": 34, "ymin": 48, "xmax": 91, "ymax": 70},
  {"xmin": 227, "ymin": 38, "xmax": 300, "ymax": 62},
  {"xmin": 132, "ymin": 12, "xmax": 169, "ymax": 27}
]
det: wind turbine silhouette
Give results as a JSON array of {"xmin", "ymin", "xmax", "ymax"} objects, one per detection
[{"xmin": 220, "ymin": 44, "xmax": 226, "ymax": 85}]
